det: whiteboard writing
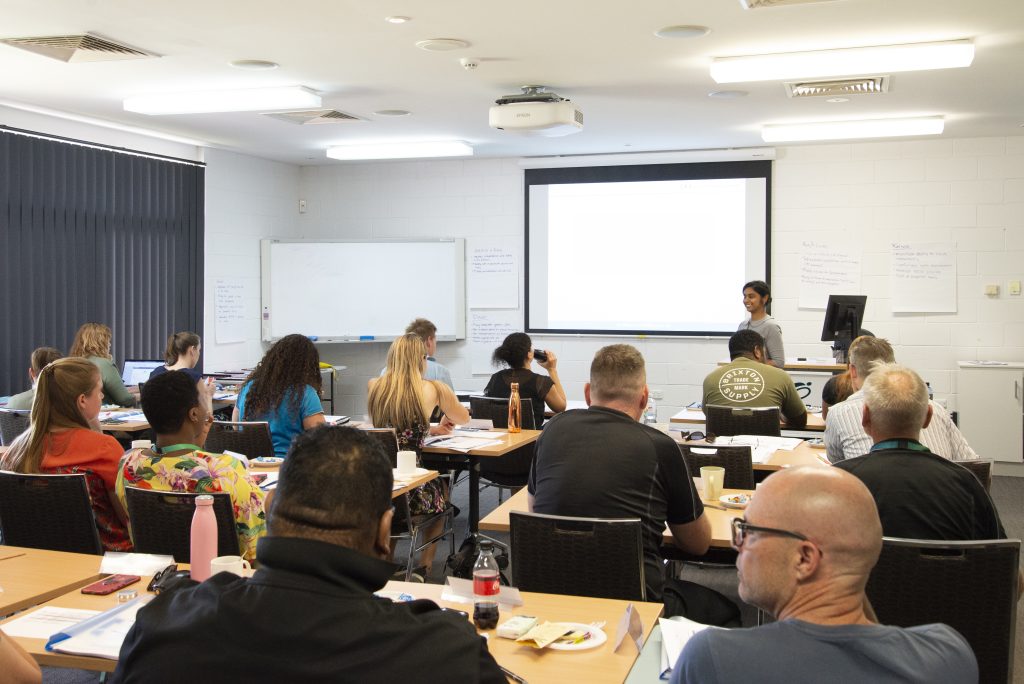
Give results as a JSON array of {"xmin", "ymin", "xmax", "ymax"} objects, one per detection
[
  {"xmin": 215, "ymin": 279, "xmax": 251, "ymax": 344},
  {"xmin": 891, "ymin": 242, "xmax": 956, "ymax": 313},
  {"xmin": 468, "ymin": 238, "xmax": 518, "ymax": 309},
  {"xmin": 469, "ymin": 310, "xmax": 521, "ymax": 375},
  {"xmin": 799, "ymin": 240, "xmax": 862, "ymax": 309}
]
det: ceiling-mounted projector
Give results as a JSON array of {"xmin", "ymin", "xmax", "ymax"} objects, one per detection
[{"xmin": 489, "ymin": 85, "xmax": 583, "ymax": 137}]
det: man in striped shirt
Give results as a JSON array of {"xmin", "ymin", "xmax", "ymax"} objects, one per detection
[{"xmin": 824, "ymin": 336, "xmax": 977, "ymax": 463}]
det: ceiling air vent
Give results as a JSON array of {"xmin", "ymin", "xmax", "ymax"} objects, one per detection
[
  {"xmin": 0, "ymin": 33, "xmax": 157, "ymax": 62},
  {"xmin": 739, "ymin": 0, "xmax": 842, "ymax": 8},
  {"xmin": 785, "ymin": 76, "xmax": 891, "ymax": 98},
  {"xmin": 263, "ymin": 109, "xmax": 364, "ymax": 125}
]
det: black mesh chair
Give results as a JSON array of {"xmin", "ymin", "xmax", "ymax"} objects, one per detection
[
  {"xmin": 957, "ymin": 459, "xmax": 993, "ymax": 492},
  {"xmin": 124, "ymin": 487, "xmax": 239, "ymax": 562},
  {"xmin": 510, "ymin": 511, "xmax": 646, "ymax": 601},
  {"xmin": 678, "ymin": 444, "xmax": 755, "ymax": 490},
  {"xmin": 470, "ymin": 397, "xmax": 537, "ymax": 430},
  {"xmin": 704, "ymin": 405, "xmax": 781, "ymax": 437},
  {"xmin": 364, "ymin": 428, "xmax": 400, "ymax": 468},
  {"xmin": 0, "ymin": 409, "xmax": 31, "ymax": 446},
  {"xmin": 0, "ymin": 471, "xmax": 103, "ymax": 554},
  {"xmin": 204, "ymin": 421, "xmax": 275, "ymax": 459},
  {"xmin": 866, "ymin": 537, "xmax": 1019, "ymax": 684}
]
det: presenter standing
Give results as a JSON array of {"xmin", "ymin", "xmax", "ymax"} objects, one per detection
[{"xmin": 738, "ymin": 280, "xmax": 784, "ymax": 367}]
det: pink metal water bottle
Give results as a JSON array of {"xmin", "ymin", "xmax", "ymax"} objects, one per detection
[{"xmin": 190, "ymin": 495, "xmax": 217, "ymax": 581}]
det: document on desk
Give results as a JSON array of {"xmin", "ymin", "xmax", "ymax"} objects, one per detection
[
  {"xmin": 658, "ymin": 616, "xmax": 719, "ymax": 679},
  {"xmin": 423, "ymin": 436, "xmax": 502, "ymax": 452},
  {"xmin": 46, "ymin": 595, "xmax": 154, "ymax": 660},
  {"xmin": 713, "ymin": 435, "xmax": 803, "ymax": 463},
  {"xmin": 2, "ymin": 607, "xmax": 101, "ymax": 640}
]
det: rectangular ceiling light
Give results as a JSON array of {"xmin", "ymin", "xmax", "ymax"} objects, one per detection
[
  {"xmin": 711, "ymin": 40, "xmax": 974, "ymax": 83},
  {"xmin": 761, "ymin": 116, "xmax": 944, "ymax": 143},
  {"xmin": 124, "ymin": 86, "xmax": 321, "ymax": 115},
  {"xmin": 326, "ymin": 141, "xmax": 474, "ymax": 161}
]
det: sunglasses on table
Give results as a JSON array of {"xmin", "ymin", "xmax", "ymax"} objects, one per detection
[
  {"xmin": 678, "ymin": 430, "xmax": 716, "ymax": 443},
  {"xmin": 147, "ymin": 564, "xmax": 191, "ymax": 594},
  {"xmin": 731, "ymin": 518, "xmax": 814, "ymax": 550}
]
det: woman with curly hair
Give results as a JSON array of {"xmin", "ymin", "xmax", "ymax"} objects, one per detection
[
  {"xmin": 1, "ymin": 357, "xmax": 131, "ymax": 551},
  {"xmin": 232, "ymin": 334, "xmax": 325, "ymax": 456},
  {"xmin": 485, "ymin": 332, "xmax": 566, "ymax": 428},
  {"xmin": 69, "ymin": 322, "xmax": 137, "ymax": 407},
  {"xmin": 368, "ymin": 333, "xmax": 469, "ymax": 575}
]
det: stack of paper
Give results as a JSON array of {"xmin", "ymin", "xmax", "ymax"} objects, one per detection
[
  {"xmin": 712, "ymin": 435, "xmax": 803, "ymax": 464},
  {"xmin": 422, "ymin": 436, "xmax": 501, "ymax": 452},
  {"xmin": 659, "ymin": 616, "xmax": 717, "ymax": 678}
]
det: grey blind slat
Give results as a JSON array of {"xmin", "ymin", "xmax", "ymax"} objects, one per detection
[{"xmin": 0, "ymin": 130, "xmax": 204, "ymax": 395}]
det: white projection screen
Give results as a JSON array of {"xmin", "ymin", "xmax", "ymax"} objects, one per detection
[{"xmin": 526, "ymin": 161, "xmax": 771, "ymax": 336}]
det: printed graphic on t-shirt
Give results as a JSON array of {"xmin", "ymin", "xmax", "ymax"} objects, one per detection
[{"xmin": 719, "ymin": 367, "xmax": 765, "ymax": 402}]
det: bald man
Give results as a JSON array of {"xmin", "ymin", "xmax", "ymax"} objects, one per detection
[{"xmin": 672, "ymin": 467, "xmax": 977, "ymax": 684}]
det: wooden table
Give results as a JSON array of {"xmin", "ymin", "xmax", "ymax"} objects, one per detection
[
  {"xmin": 716, "ymin": 359, "xmax": 846, "ymax": 373},
  {"xmin": 423, "ymin": 430, "xmax": 541, "ymax": 535},
  {"xmin": 3, "ymin": 577, "xmax": 662, "ymax": 682},
  {"xmin": 0, "ymin": 547, "xmax": 103, "ymax": 617},
  {"xmin": 669, "ymin": 408, "xmax": 825, "ymax": 432}
]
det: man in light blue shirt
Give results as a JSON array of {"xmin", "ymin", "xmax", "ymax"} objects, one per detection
[
  {"xmin": 380, "ymin": 318, "xmax": 453, "ymax": 388},
  {"xmin": 672, "ymin": 467, "xmax": 977, "ymax": 684}
]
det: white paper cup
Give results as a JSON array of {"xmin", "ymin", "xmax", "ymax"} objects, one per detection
[
  {"xmin": 210, "ymin": 555, "xmax": 251, "ymax": 577},
  {"xmin": 131, "ymin": 439, "xmax": 153, "ymax": 450},
  {"xmin": 397, "ymin": 450, "xmax": 418, "ymax": 475},
  {"xmin": 700, "ymin": 466, "xmax": 725, "ymax": 500}
]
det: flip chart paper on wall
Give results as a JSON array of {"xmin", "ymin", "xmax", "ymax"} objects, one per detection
[
  {"xmin": 469, "ymin": 310, "xmax": 522, "ymax": 375},
  {"xmin": 215, "ymin": 278, "xmax": 252, "ymax": 344},
  {"xmin": 890, "ymin": 242, "xmax": 957, "ymax": 313},
  {"xmin": 468, "ymin": 237, "xmax": 519, "ymax": 309},
  {"xmin": 799, "ymin": 240, "xmax": 862, "ymax": 309}
]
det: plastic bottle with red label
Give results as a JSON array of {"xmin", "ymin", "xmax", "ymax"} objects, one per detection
[{"xmin": 472, "ymin": 541, "xmax": 500, "ymax": 629}]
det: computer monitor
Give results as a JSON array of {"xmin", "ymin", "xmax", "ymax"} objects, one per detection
[
  {"xmin": 121, "ymin": 359, "xmax": 164, "ymax": 386},
  {"xmin": 820, "ymin": 295, "xmax": 867, "ymax": 363}
]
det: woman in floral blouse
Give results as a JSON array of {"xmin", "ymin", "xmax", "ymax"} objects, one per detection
[{"xmin": 116, "ymin": 370, "xmax": 267, "ymax": 560}]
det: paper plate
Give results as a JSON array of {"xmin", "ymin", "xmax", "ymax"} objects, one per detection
[
  {"xmin": 374, "ymin": 590, "xmax": 415, "ymax": 602},
  {"xmin": 251, "ymin": 456, "xmax": 284, "ymax": 468},
  {"xmin": 546, "ymin": 623, "xmax": 608, "ymax": 651},
  {"xmin": 720, "ymin": 493, "xmax": 751, "ymax": 509},
  {"xmin": 393, "ymin": 467, "xmax": 431, "ymax": 478}
]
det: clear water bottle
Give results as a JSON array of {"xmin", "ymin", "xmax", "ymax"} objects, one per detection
[
  {"xmin": 508, "ymin": 382, "xmax": 522, "ymax": 433},
  {"xmin": 190, "ymin": 495, "xmax": 217, "ymax": 582},
  {"xmin": 644, "ymin": 397, "xmax": 657, "ymax": 425},
  {"xmin": 472, "ymin": 541, "xmax": 500, "ymax": 629}
]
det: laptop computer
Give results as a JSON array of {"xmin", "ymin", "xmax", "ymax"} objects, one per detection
[{"xmin": 121, "ymin": 359, "xmax": 164, "ymax": 386}]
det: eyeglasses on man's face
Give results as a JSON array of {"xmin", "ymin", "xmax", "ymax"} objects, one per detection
[{"xmin": 731, "ymin": 517, "xmax": 810, "ymax": 549}]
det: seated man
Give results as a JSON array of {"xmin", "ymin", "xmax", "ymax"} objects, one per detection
[
  {"xmin": 702, "ymin": 330, "xmax": 807, "ymax": 428},
  {"xmin": 834, "ymin": 364, "xmax": 1005, "ymax": 542},
  {"xmin": 380, "ymin": 317, "xmax": 454, "ymax": 388},
  {"xmin": 529, "ymin": 344, "xmax": 737, "ymax": 625},
  {"xmin": 5, "ymin": 346, "xmax": 62, "ymax": 410},
  {"xmin": 673, "ymin": 467, "xmax": 977, "ymax": 683},
  {"xmin": 114, "ymin": 427, "xmax": 505, "ymax": 682},
  {"xmin": 116, "ymin": 370, "xmax": 267, "ymax": 560},
  {"xmin": 825, "ymin": 336, "xmax": 977, "ymax": 463}
]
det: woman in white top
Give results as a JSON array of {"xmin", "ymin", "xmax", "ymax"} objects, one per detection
[{"xmin": 738, "ymin": 280, "xmax": 784, "ymax": 367}]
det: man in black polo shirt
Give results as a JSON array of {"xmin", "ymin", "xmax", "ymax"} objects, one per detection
[
  {"xmin": 529, "ymin": 344, "xmax": 737, "ymax": 624},
  {"xmin": 114, "ymin": 427, "xmax": 505, "ymax": 683},
  {"xmin": 833, "ymin": 363, "xmax": 1005, "ymax": 541}
]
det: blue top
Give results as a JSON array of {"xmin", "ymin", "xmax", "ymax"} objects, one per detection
[
  {"xmin": 236, "ymin": 383, "xmax": 324, "ymax": 457},
  {"xmin": 149, "ymin": 366, "xmax": 203, "ymax": 383},
  {"xmin": 378, "ymin": 356, "xmax": 453, "ymax": 388}
]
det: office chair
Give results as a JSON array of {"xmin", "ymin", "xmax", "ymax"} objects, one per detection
[
  {"xmin": 0, "ymin": 409, "xmax": 31, "ymax": 446},
  {"xmin": 704, "ymin": 405, "xmax": 781, "ymax": 437},
  {"xmin": 469, "ymin": 396, "xmax": 537, "ymax": 430},
  {"xmin": 957, "ymin": 458, "xmax": 993, "ymax": 492},
  {"xmin": 204, "ymin": 421, "xmax": 275, "ymax": 459},
  {"xmin": 124, "ymin": 487, "xmax": 239, "ymax": 562},
  {"xmin": 0, "ymin": 471, "xmax": 103, "ymax": 554}
]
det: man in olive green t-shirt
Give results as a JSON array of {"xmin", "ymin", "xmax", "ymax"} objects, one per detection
[{"xmin": 703, "ymin": 330, "xmax": 807, "ymax": 428}]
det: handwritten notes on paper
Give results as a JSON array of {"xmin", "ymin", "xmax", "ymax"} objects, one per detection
[
  {"xmin": 799, "ymin": 241, "xmax": 862, "ymax": 309},
  {"xmin": 891, "ymin": 242, "xmax": 956, "ymax": 313},
  {"xmin": 215, "ymin": 279, "xmax": 251, "ymax": 344},
  {"xmin": 468, "ymin": 238, "xmax": 518, "ymax": 309},
  {"xmin": 469, "ymin": 310, "xmax": 521, "ymax": 375}
]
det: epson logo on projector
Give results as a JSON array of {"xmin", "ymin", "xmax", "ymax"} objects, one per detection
[{"xmin": 515, "ymin": 113, "xmax": 531, "ymax": 118}]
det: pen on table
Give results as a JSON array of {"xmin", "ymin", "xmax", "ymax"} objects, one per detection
[{"xmin": 500, "ymin": 666, "xmax": 528, "ymax": 684}]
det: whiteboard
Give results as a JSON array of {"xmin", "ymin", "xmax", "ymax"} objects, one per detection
[{"xmin": 260, "ymin": 240, "xmax": 465, "ymax": 342}]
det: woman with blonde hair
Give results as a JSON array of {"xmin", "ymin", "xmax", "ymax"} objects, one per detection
[
  {"xmin": 150, "ymin": 331, "xmax": 202, "ymax": 383},
  {"xmin": 1, "ymin": 357, "xmax": 131, "ymax": 551},
  {"xmin": 368, "ymin": 333, "xmax": 469, "ymax": 576},
  {"xmin": 69, "ymin": 322, "xmax": 137, "ymax": 407}
]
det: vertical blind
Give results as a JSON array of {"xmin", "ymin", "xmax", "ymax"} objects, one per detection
[{"xmin": 0, "ymin": 128, "xmax": 205, "ymax": 395}]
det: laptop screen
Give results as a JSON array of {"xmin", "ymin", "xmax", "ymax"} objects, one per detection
[{"xmin": 121, "ymin": 360, "xmax": 164, "ymax": 386}]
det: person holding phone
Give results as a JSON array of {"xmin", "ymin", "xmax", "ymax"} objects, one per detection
[{"xmin": 484, "ymin": 333, "xmax": 567, "ymax": 428}]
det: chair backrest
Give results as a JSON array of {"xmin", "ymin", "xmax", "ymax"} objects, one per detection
[
  {"xmin": 0, "ymin": 409, "xmax": 31, "ymax": 446},
  {"xmin": 957, "ymin": 459, "xmax": 993, "ymax": 492},
  {"xmin": 470, "ymin": 397, "xmax": 536, "ymax": 430},
  {"xmin": 704, "ymin": 404, "xmax": 781, "ymax": 437},
  {"xmin": 204, "ymin": 421, "xmax": 275, "ymax": 459},
  {"xmin": 678, "ymin": 444, "xmax": 755, "ymax": 490},
  {"xmin": 0, "ymin": 471, "xmax": 103, "ymax": 554},
  {"xmin": 124, "ymin": 487, "xmax": 239, "ymax": 562},
  {"xmin": 364, "ymin": 428, "xmax": 400, "ymax": 468},
  {"xmin": 510, "ymin": 511, "xmax": 646, "ymax": 601},
  {"xmin": 866, "ymin": 536, "xmax": 1020, "ymax": 684}
]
